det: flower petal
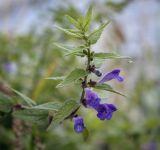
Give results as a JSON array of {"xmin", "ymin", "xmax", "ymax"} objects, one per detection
[
  {"xmin": 96, "ymin": 103, "xmax": 117, "ymax": 120},
  {"xmin": 98, "ymin": 69, "xmax": 124, "ymax": 83},
  {"xmin": 85, "ymin": 88, "xmax": 101, "ymax": 109},
  {"xmin": 73, "ymin": 116, "xmax": 85, "ymax": 133}
]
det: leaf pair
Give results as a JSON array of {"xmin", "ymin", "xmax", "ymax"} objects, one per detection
[{"xmin": 65, "ymin": 5, "xmax": 93, "ymax": 32}]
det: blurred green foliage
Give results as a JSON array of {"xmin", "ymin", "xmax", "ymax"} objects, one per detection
[{"xmin": 0, "ymin": 1, "xmax": 159, "ymax": 150}]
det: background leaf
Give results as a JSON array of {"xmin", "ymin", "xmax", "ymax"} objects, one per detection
[
  {"xmin": 82, "ymin": 127, "xmax": 89, "ymax": 141},
  {"xmin": 32, "ymin": 102, "xmax": 62, "ymax": 111},
  {"xmin": 0, "ymin": 92, "xmax": 13, "ymax": 113},
  {"xmin": 12, "ymin": 89, "xmax": 36, "ymax": 106},
  {"xmin": 13, "ymin": 108, "xmax": 48, "ymax": 125}
]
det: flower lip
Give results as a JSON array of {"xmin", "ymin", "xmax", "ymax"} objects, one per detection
[
  {"xmin": 85, "ymin": 88, "xmax": 101, "ymax": 109},
  {"xmin": 98, "ymin": 68, "xmax": 124, "ymax": 83},
  {"xmin": 73, "ymin": 116, "xmax": 85, "ymax": 133},
  {"xmin": 96, "ymin": 103, "xmax": 117, "ymax": 120}
]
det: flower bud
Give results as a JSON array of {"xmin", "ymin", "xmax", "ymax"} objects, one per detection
[
  {"xmin": 94, "ymin": 70, "xmax": 102, "ymax": 77},
  {"xmin": 83, "ymin": 49, "xmax": 88, "ymax": 55}
]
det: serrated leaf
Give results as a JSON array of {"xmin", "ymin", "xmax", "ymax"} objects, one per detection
[
  {"xmin": 94, "ymin": 52, "xmax": 131, "ymax": 59},
  {"xmin": 57, "ymin": 68, "xmax": 87, "ymax": 88},
  {"xmin": 32, "ymin": 102, "xmax": 62, "ymax": 111},
  {"xmin": 65, "ymin": 15, "xmax": 80, "ymax": 29},
  {"xmin": 12, "ymin": 89, "xmax": 36, "ymax": 107},
  {"xmin": 88, "ymin": 21, "xmax": 111, "ymax": 44},
  {"xmin": 0, "ymin": 92, "xmax": 13, "ymax": 113},
  {"xmin": 47, "ymin": 100, "xmax": 80, "ymax": 130},
  {"xmin": 54, "ymin": 43, "xmax": 84, "ymax": 56},
  {"xmin": 13, "ymin": 108, "xmax": 48, "ymax": 124},
  {"xmin": 94, "ymin": 84, "xmax": 126, "ymax": 97},
  {"xmin": 84, "ymin": 5, "xmax": 92, "ymax": 31},
  {"xmin": 56, "ymin": 26, "xmax": 82, "ymax": 38}
]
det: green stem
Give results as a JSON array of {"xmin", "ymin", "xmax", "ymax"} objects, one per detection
[{"xmin": 80, "ymin": 34, "xmax": 91, "ymax": 103}]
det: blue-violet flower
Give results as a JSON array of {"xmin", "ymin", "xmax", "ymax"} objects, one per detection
[
  {"xmin": 85, "ymin": 88, "xmax": 101, "ymax": 109},
  {"xmin": 96, "ymin": 103, "xmax": 117, "ymax": 120},
  {"xmin": 73, "ymin": 116, "xmax": 85, "ymax": 133},
  {"xmin": 98, "ymin": 69, "xmax": 124, "ymax": 83}
]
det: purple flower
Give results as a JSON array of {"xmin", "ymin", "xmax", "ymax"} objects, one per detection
[
  {"xmin": 141, "ymin": 142, "xmax": 157, "ymax": 150},
  {"xmin": 98, "ymin": 69, "xmax": 124, "ymax": 84},
  {"xmin": 96, "ymin": 104, "xmax": 117, "ymax": 120},
  {"xmin": 3, "ymin": 62, "xmax": 16, "ymax": 73},
  {"xmin": 73, "ymin": 116, "xmax": 85, "ymax": 133},
  {"xmin": 85, "ymin": 88, "xmax": 101, "ymax": 109}
]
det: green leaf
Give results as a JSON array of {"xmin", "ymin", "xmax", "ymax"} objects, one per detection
[
  {"xmin": 0, "ymin": 92, "xmax": 13, "ymax": 113},
  {"xmin": 88, "ymin": 21, "xmax": 111, "ymax": 44},
  {"xmin": 84, "ymin": 5, "xmax": 93, "ymax": 31},
  {"xmin": 94, "ymin": 84, "xmax": 126, "ymax": 97},
  {"xmin": 56, "ymin": 68, "xmax": 87, "ymax": 88},
  {"xmin": 13, "ymin": 108, "xmax": 48, "ymax": 125},
  {"xmin": 32, "ymin": 102, "xmax": 62, "ymax": 111},
  {"xmin": 82, "ymin": 127, "xmax": 89, "ymax": 141},
  {"xmin": 56, "ymin": 26, "xmax": 83, "ymax": 38},
  {"xmin": 65, "ymin": 15, "xmax": 80, "ymax": 29},
  {"xmin": 13, "ymin": 102, "xmax": 62, "ymax": 124},
  {"xmin": 65, "ymin": 50, "xmax": 84, "ymax": 57},
  {"xmin": 12, "ymin": 89, "xmax": 36, "ymax": 107},
  {"xmin": 54, "ymin": 43, "xmax": 85, "ymax": 57},
  {"xmin": 47, "ymin": 100, "xmax": 80, "ymax": 130},
  {"xmin": 45, "ymin": 76, "xmax": 65, "ymax": 81},
  {"xmin": 54, "ymin": 43, "xmax": 71, "ymax": 51},
  {"xmin": 94, "ymin": 52, "xmax": 131, "ymax": 59},
  {"xmin": 77, "ymin": 16, "xmax": 85, "ymax": 26}
]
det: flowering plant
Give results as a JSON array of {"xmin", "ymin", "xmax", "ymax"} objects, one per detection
[
  {"xmin": 46, "ymin": 6, "xmax": 130, "ymax": 134},
  {"xmin": 0, "ymin": 6, "xmax": 130, "ymax": 138}
]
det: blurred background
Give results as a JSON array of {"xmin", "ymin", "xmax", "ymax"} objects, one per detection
[{"xmin": 0, "ymin": 0, "xmax": 160, "ymax": 150}]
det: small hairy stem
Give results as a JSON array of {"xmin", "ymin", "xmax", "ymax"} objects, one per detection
[
  {"xmin": 80, "ymin": 34, "xmax": 91, "ymax": 103},
  {"xmin": 66, "ymin": 30, "xmax": 92, "ymax": 118}
]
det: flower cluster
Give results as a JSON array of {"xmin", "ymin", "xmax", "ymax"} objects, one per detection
[{"xmin": 73, "ymin": 69, "xmax": 123, "ymax": 133}]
